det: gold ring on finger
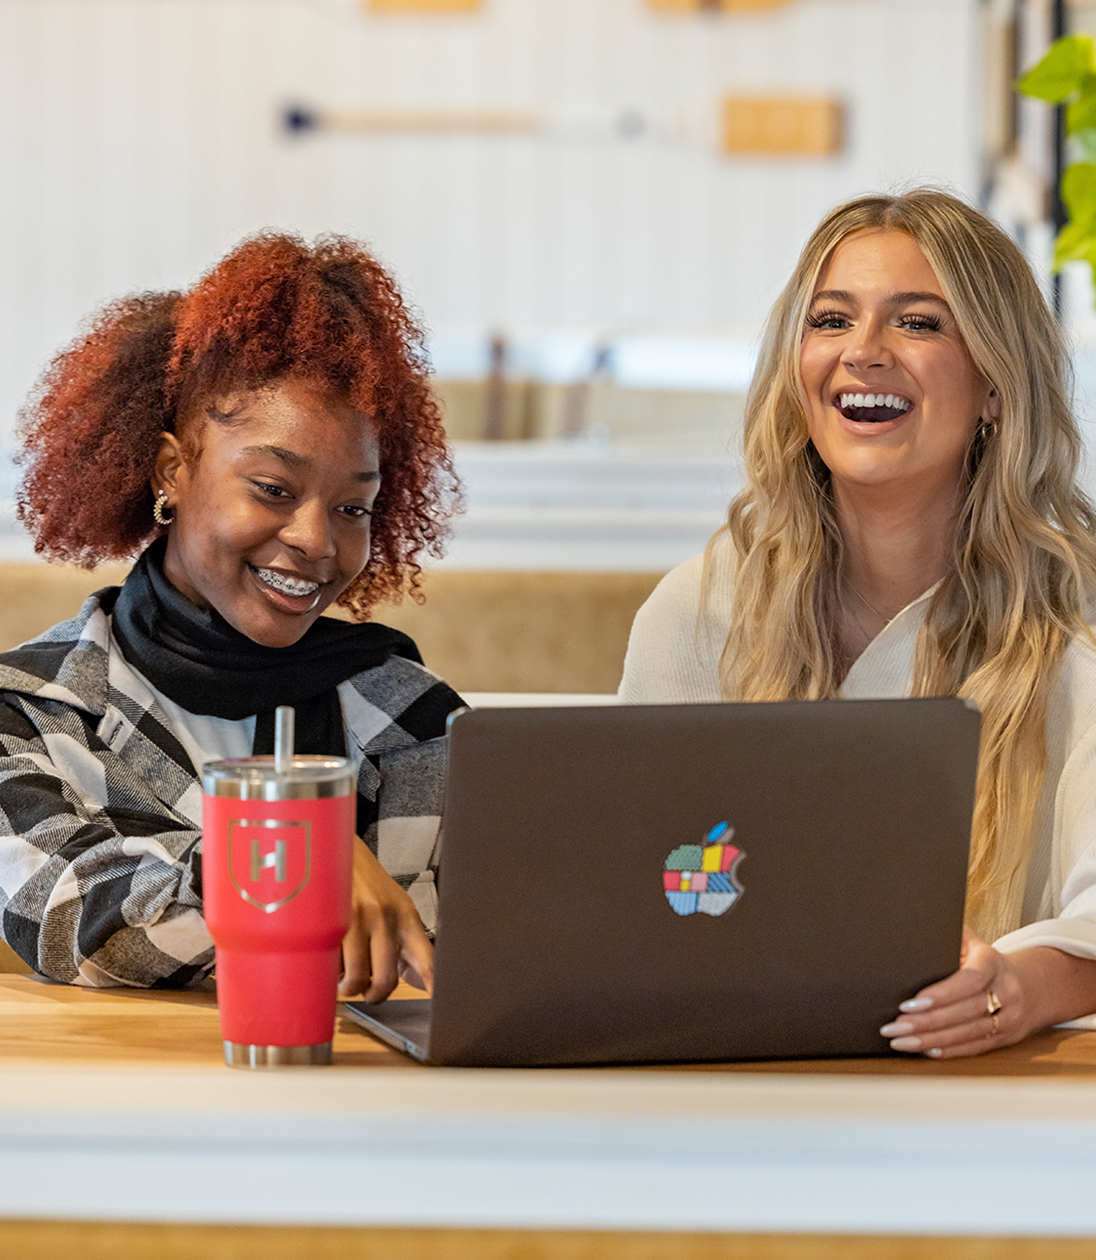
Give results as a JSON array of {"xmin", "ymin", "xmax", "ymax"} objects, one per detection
[{"xmin": 987, "ymin": 988, "xmax": 1002, "ymax": 1036}]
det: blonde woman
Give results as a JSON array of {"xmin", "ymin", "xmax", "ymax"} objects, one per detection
[{"xmin": 620, "ymin": 188, "xmax": 1096, "ymax": 1058}]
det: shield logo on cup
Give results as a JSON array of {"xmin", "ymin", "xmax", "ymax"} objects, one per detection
[{"xmin": 228, "ymin": 818, "xmax": 312, "ymax": 913}]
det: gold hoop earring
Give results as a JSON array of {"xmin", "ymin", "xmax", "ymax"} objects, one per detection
[
  {"xmin": 153, "ymin": 490, "xmax": 174, "ymax": 527},
  {"xmin": 977, "ymin": 420, "xmax": 997, "ymax": 443}
]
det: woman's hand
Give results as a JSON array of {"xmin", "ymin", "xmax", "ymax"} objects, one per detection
[
  {"xmin": 880, "ymin": 928, "xmax": 1096, "ymax": 1059},
  {"xmin": 338, "ymin": 840, "xmax": 434, "ymax": 1004}
]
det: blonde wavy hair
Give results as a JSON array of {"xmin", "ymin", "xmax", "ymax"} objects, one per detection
[{"xmin": 716, "ymin": 187, "xmax": 1096, "ymax": 940}]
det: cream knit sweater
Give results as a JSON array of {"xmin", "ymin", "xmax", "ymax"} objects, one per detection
[{"xmin": 620, "ymin": 533, "xmax": 1096, "ymax": 978}]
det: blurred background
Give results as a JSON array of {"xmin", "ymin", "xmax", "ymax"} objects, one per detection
[{"xmin": 0, "ymin": 0, "xmax": 1088, "ymax": 691}]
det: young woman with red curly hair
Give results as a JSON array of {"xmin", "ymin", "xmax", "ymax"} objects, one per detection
[{"xmin": 0, "ymin": 231, "xmax": 462, "ymax": 997}]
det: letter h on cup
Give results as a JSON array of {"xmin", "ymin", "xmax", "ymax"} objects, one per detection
[{"xmin": 251, "ymin": 837, "xmax": 288, "ymax": 883}]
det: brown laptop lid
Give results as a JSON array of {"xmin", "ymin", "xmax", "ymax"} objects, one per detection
[{"xmin": 428, "ymin": 698, "xmax": 979, "ymax": 1067}]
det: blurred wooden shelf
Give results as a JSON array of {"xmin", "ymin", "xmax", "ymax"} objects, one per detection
[
  {"xmin": 364, "ymin": 0, "xmax": 482, "ymax": 12},
  {"xmin": 722, "ymin": 96, "xmax": 844, "ymax": 156},
  {"xmin": 648, "ymin": 0, "xmax": 794, "ymax": 12}
]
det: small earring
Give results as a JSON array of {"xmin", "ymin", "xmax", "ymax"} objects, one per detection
[
  {"xmin": 153, "ymin": 490, "xmax": 174, "ymax": 527},
  {"xmin": 977, "ymin": 420, "xmax": 997, "ymax": 443}
]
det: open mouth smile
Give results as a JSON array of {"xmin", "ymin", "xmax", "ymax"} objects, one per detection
[
  {"xmin": 835, "ymin": 391, "xmax": 913, "ymax": 423},
  {"xmin": 248, "ymin": 564, "xmax": 324, "ymax": 608}
]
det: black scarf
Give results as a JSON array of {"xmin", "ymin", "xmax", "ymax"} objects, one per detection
[{"xmin": 110, "ymin": 538, "xmax": 422, "ymax": 757}]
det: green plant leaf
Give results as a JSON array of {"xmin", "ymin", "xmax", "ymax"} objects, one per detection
[
  {"xmin": 1067, "ymin": 76, "xmax": 1096, "ymax": 132},
  {"xmin": 1018, "ymin": 34, "xmax": 1096, "ymax": 101},
  {"xmin": 1052, "ymin": 220, "xmax": 1096, "ymax": 270},
  {"xmin": 1055, "ymin": 224, "xmax": 1086, "ymax": 268},
  {"xmin": 1061, "ymin": 162, "xmax": 1096, "ymax": 228}
]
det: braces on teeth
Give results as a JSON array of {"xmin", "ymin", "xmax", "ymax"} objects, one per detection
[{"xmin": 255, "ymin": 567, "xmax": 320, "ymax": 597}]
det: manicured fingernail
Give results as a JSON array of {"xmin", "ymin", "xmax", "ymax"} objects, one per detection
[
  {"xmin": 880, "ymin": 1020, "xmax": 915, "ymax": 1037},
  {"xmin": 889, "ymin": 1035, "xmax": 923, "ymax": 1052},
  {"xmin": 899, "ymin": 997, "xmax": 934, "ymax": 1013},
  {"xmin": 926, "ymin": 1048, "xmax": 943, "ymax": 1058}
]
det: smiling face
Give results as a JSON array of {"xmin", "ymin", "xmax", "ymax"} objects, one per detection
[
  {"xmin": 154, "ymin": 379, "xmax": 381, "ymax": 648},
  {"xmin": 799, "ymin": 228, "xmax": 998, "ymax": 506}
]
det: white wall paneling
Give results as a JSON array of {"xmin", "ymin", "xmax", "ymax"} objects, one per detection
[{"xmin": 0, "ymin": 0, "xmax": 984, "ymax": 443}]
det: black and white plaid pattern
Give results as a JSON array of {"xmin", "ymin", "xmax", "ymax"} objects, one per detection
[{"xmin": 0, "ymin": 591, "xmax": 462, "ymax": 988}]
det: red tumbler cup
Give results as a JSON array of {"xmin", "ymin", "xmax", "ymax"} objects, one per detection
[{"xmin": 202, "ymin": 756, "xmax": 355, "ymax": 1068}]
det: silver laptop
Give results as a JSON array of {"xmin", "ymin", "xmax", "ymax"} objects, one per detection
[{"xmin": 344, "ymin": 697, "xmax": 979, "ymax": 1066}]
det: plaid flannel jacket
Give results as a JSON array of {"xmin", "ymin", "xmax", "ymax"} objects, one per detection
[{"xmin": 0, "ymin": 590, "xmax": 462, "ymax": 988}]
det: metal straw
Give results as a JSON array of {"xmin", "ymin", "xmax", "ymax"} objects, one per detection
[{"xmin": 274, "ymin": 706, "xmax": 295, "ymax": 774}]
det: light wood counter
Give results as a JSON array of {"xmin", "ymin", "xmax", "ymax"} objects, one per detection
[
  {"xmin": 2, "ymin": 970, "xmax": 1094, "ymax": 1076},
  {"xmin": 2, "ymin": 973, "xmax": 1096, "ymax": 1259}
]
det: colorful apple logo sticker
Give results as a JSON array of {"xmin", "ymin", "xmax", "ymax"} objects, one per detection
[{"xmin": 663, "ymin": 821, "xmax": 744, "ymax": 917}]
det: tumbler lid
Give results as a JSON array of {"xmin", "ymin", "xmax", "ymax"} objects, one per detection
[{"xmin": 203, "ymin": 755, "xmax": 355, "ymax": 800}]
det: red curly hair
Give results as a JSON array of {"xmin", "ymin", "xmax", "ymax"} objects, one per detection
[{"xmin": 16, "ymin": 232, "xmax": 459, "ymax": 616}]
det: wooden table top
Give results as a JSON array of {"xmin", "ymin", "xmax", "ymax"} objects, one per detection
[
  {"xmin": 0, "ymin": 972, "xmax": 407, "ymax": 1068},
  {"xmin": 1, "ymin": 970, "xmax": 1094, "ymax": 1076}
]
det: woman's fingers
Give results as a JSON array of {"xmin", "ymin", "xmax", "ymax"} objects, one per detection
[
  {"xmin": 359, "ymin": 906, "xmax": 399, "ymax": 1003},
  {"xmin": 338, "ymin": 905, "xmax": 428, "ymax": 1002},
  {"xmin": 396, "ymin": 912, "xmax": 435, "ymax": 995},
  {"xmin": 899, "ymin": 1002, "xmax": 1013, "ymax": 1059},
  {"xmin": 337, "ymin": 839, "xmax": 434, "ymax": 1003},
  {"xmin": 926, "ymin": 1035, "xmax": 1003, "ymax": 1060},
  {"xmin": 338, "ymin": 920, "xmax": 372, "ymax": 999},
  {"xmin": 880, "ymin": 930, "xmax": 1023, "ymax": 1058},
  {"xmin": 883, "ymin": 1002, "xmax": 1005, "ymax": 1055},
  {"xmin": 881, "ymin": 990, "xmax": 995, "ymax": 1040}
]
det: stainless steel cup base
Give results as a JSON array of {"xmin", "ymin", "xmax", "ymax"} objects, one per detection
[{"xmin": 224, "ymin": 1040, "xmax": 333, "ymax": 1068}]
